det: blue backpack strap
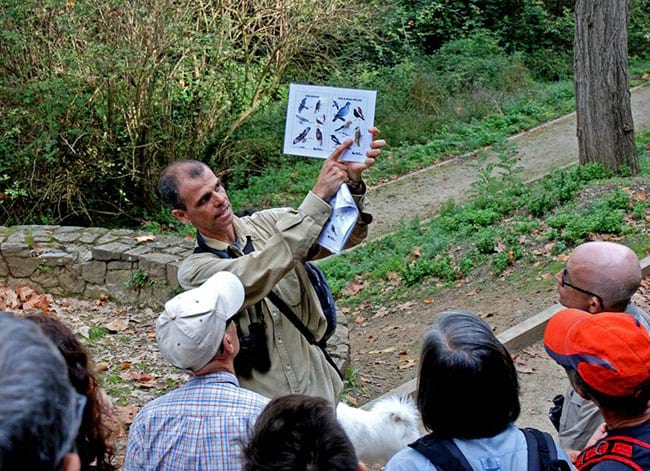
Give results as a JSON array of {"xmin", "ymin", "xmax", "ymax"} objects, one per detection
[
  {"xmin": 521, "ymin": 428, "xmax": 571, "ymax": 471},
  {"xmin": 408, "ymin": 434, "xmax": 472, "ymax": 470},
  {"xmin": 304, "ymin": 261, "xmax": 337, "ymax": 345}
]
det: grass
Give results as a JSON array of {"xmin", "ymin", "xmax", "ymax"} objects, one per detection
[{"xmin": 317, "ymin": 133, "xmax": 650, "ymax": 309}]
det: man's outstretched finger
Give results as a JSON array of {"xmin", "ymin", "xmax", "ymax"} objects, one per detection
[
  {"xmin": 327, "ymin": 138, "xmax": 353, "ymax": 161},
  {"xmin": 368, "ymin": 127, "xmax": 380, "ymax": 139}
]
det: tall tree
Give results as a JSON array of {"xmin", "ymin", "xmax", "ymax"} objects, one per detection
[{"xmin": 574, "ymin": 0, "xmax": 638, "ymax": 174}]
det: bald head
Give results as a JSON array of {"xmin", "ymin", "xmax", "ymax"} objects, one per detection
[
  {"xmin": 563, "ymin": 242, "xmax": 642, "ymax": 312},
  {"xmin": 158, "ymin": 160, "xmax": 209, "ymax": 210}
]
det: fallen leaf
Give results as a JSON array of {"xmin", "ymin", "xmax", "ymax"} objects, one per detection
[
  {"xmin": 341, "ymin": 307, "xmax": 351, "ymax": 314},
  {"xmin": 135, "ymin": 234, "xmax": 156, "ymax": 243},
  {"xmin": 396, "ymin": 301, "xmax": 415, "ymax": 311},
  {"xmin": 554, "ymin": 254, "xmax": 568, "ymax": 263},
  {"xmin": 409, "ymin": 246, "xmax": 421, "ymax": 259},
  {"xmin": 465, "ymin": 288, "xmax": 479, "ymax": 297},
  {"xmin": 96, "ymin": 362, "xmax": 109, "ymax": 372},
  {"xmin": 540, "ymin": 272, "xmax": 554, "ymax": 280},
  {"xmin": 130, "ymin": 372, "xmax": 154, "ymax": 382},
  {"xmin": 398, "ymin": 359, "xmax": 418, "ymax": 369},
  {"xmin": 517, "ymin": 366, "xmax": 535, "ymax": 374},
  {"xmin": 345, "ymin": 395, "xmax": 358, "ymax": 406},
  {"xmin": 342, "ymin": 281, "xmax": 365, "ymax": 296},
  {"xmin": 354, "ymin": 316, "xmax": 366, "ymax": 324},
  {"xmin": 494, "ymin": 241, "xmax": 506, "ymax": 253},
  {"xmin": 382, "ymin": 325, "xmax": 400, "ymax": 332},
  {"xmin": 147, "ymin": 331, "xmax": 156, "ymax": 338},
  {"xmin": 368, "ymin": 347, "xmax": 396, "ymax": 354},
  {"xmin": 120, "ymin": 361, "xmax": 132, "ymax": 370},
  {"xmin": 77, "ymin": 325, "xmax": 90, "ymax": 338},
  {"xmin": 423, "ymin": 298, "xmax": 433, "ymax": 304},
  {"xmin": 96, "ymin": 292, "xmax": 109, "ymax": 306},
  {"xmin": 634, "ymin": 191, "xmax": 646, "ymax": 201},
  {"xmin": 372, "ymin": 307, "xmax": 390, "ymax": 319},
  {"xmin": 105, "ymin": 319, "xmax": 129, "ymax": 332},
  {"xmin": 398, "ymin": 350, "xmax": 409, "ymax": 355},
  {"xmin": 16, "ymin": 285, "xmax": 35, "ymax": 302},
  {"xmin": 386, "ymin": 271, "xmax": 399, "ymax": 280}
]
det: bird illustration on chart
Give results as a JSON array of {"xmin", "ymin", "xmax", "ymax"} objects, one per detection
[
  {"xmin": 332, "ymin": 101, "xmax": 351, "ymax": 122},
  {"xmin": 334, "ymin": 121, "xmax": 352, "ymax": 131},
  {"xmin": 298, "ymin": 97, "xmax": 309, "ymax": 113},
  {"xmin": 293, "ymin": 127, "xmax": 310, "ymax": 144},
  {"xmin": 354, "ymin": 127, "xmax": 361, "ymax": 146}
]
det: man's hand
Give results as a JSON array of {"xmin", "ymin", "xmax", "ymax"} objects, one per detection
[
  {"xmin": 312, "ymin": 138, "xmax": 353, "ymax": 201},
  {"xmin": 344, "ymin": 127, "xmax": 386, "ymax": 183},
  {"xmin": 585, "ymin": 422, "xmax": 608, "ymax": 448}
]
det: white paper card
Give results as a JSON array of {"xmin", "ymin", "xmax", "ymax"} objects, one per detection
[
  {"xmin": 283, "ymin": 83, "xmax": 376, "ymax": 163},
  {"xmin": 318, "ymin": 184, "xmax": 360, "ymax": 254}
]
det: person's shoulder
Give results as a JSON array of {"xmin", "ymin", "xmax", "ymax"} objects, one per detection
[
  {"xmin": 235, "ymin": 386, "xmax": 270, "ymax": 412},
  {"xmin": 385, "ymin": 446, "xmax": 437, "ymax": 471}
]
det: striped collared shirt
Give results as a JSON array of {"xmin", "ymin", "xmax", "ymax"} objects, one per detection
[{"xmin": 124, "ymin": 371, "xmax": 268, "ymax": 470}]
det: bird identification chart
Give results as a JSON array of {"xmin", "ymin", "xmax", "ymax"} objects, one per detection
[{"xmin": 283, "ymin": 83, "xmax": 376, "ymax": 163}]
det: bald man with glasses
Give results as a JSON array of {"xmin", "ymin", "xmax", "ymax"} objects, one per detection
[{"xmin": 553, "ymin": 241, "xmax": 649, "ymax": 459}]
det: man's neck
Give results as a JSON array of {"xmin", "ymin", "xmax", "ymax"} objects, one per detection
[
  {"xmin": 192, "ymin": 359, "xmax": 236, "ymax": 377},
  {"xmin": 602, "ymin": 408, "xmax": 650, "ymax": 431},
  {"xmin": 201, "ymin": 225, "xmax": 237, "ymax": 245}
]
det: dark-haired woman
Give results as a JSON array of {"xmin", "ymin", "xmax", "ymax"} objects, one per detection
[
  {"xmin": 386, "ymin": 310, "xmax": 571, "ymax": 470},
  {"xmin": 27, "ymin": 313, "xmax": 116, "ymax": 471}
]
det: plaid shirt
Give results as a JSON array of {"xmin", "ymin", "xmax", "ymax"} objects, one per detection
[{"xmin": 124, "ymin": 371, "xmax": 268, "ymax": 470}]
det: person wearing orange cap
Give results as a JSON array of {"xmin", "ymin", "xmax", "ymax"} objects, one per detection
[
  {"xmin": 553, "ymin": 242, "xmax": 649, "ymax": 456},
  {"xmin": 545, "ymin": 308, "xmax": 650, "ymax": 470}
]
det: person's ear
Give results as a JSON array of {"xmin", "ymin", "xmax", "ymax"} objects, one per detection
[
  {"xmin": 587, "ymin": 296, "xmax": 601, "ymax": 313},
  {"xmin": 171, "ymin": 208, "xmax": 191, "ymax": 225},
  {"xmin": 61, "ymin": 453, "xmax": 81, "ymax": 471},
  {"xmin": 222, "ymin": 326, "xmax": 237, "ymax": 354}
]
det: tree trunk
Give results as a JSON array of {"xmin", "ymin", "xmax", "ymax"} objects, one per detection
[{"xmin": 574, "ymin": 0, "xmax": 638, "ymax": 174}]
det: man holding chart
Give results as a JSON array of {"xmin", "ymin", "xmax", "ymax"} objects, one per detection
[{"xmin": 157, "ymin": 128, "xmax": 384, "ymax": 403}]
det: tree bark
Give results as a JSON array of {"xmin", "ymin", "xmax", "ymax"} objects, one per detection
[{"xmin": 574, "ymin": 0, "xmax": 638, "ymax": 174}]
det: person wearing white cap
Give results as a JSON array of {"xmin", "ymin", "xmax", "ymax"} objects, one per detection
[{"xmin": 124, "ymin": 272, "xmax": 269, "ymax": 471}]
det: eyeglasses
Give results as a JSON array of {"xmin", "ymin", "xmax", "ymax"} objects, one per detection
[{"xmin": 561, "ymin": 268, "xmax": 605, "ymax": 308}]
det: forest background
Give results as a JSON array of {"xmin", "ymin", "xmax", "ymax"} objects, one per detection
[{"xmin": 1, "ymin": 0, "xmax": 649, "ymax": 228}]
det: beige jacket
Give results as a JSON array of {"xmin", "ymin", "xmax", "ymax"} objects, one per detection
[{"xmin": 177, "ymin": 190, "xmax": 371, "ymax": 403}]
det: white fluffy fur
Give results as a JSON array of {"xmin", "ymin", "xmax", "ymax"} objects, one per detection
[{"xmin": 336, "ymin": 395, "xmax": 421, "ymax": 466}]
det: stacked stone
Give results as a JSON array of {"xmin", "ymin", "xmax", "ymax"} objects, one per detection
[{"xmin": 0, "ymin": 225, "xmax": 194, "ymax": 308}]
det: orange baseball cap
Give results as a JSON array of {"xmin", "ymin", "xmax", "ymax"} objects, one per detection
[{"xmin": 544, "ymin": 308, "xmax": 650, "ymax": 397}]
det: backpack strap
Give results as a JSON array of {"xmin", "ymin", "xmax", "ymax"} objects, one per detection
[
  {"xmin": 266, "ymin": 291, "xmax": 343, "ymax": 379},
  {"xmin": 576, "ymin": 435, "xmax": 650, "ymax": 471},
  {"xmin": 408, "ymin": 434, "xmax": 472, "ymax": 470},
  {"xmin": 521, "ymin": 428, "xmax": 572, "ymax": 471}
]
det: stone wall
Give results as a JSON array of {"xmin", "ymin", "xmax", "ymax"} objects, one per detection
[
  {"xmin": 0, "ymin": 225, "xmax": 350, "ymax": 371},
  {"xmin": 1, "ymin": 225, "xmax": 195, "ymax": 307}
]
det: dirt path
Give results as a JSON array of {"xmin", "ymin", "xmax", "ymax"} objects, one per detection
[{"xmin": 368, "ymin": 85, "xmax": 650, "ymax": 239}]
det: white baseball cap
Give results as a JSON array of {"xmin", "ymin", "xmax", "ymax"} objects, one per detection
[{"xmin": 156, "ymin": 271, "xmax": 245, "ymax": 371}]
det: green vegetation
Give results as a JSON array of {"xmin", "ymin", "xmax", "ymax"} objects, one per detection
[
  {"xmin": 318, "ymin": 134, "xmax": 650, "ymax": 307},
  {"xmin": 126, "ymin": 270, "xmax": 154, "ymax": 290},
  {"xmin": 2, "ymin": 0, "xmax": 648, "ymax": 228},
  {"xmin": 89, "ymin": 326, "xmax": 110, "ymax": 341}
]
